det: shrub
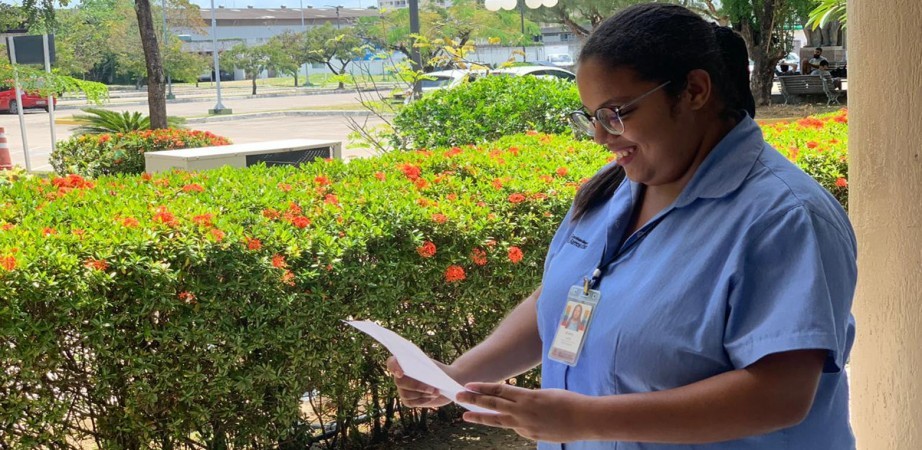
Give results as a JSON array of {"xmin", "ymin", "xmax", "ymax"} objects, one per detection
[
  {"xmin": 50, "ymin": 128, "xmax": 231, "ymax": 178},
  {"xmin": 760, "ymin": 108, "xmax": 849, "ymax": 209},
  {"xmin": 391, "ymin": 75, "xmax": 581, "ymax": 149},
  {"xmin": 0, "ymin": 133, "xmax": 611, "ymax": 449},
  {"xmin": 72, "ymin": 107, "xmax": 187, "ymax": 135}
]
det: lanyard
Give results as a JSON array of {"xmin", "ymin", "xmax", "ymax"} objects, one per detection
[{"xmin": 582, "ymin": 209, "xmax": 669, "ymax": 295}]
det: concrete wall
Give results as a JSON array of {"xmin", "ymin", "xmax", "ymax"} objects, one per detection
[{"xmin": 849, "ymin": 0, "xmax": 922, "ymax": 448}]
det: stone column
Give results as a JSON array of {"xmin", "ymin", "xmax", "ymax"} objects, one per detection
[{"xmin": 849, "ymin": 0, "xmax": 922, "ymax": 448}]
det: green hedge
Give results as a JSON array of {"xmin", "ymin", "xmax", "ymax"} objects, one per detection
[
  {"xmin": 392, "ymin": 75, "xmax": 581, "ymax": 150},
  {"xmin": 50, "ymin": 128, "xmax": 231, "ymax": 178},
  {"xmin": 0, "ymin": 133, "xmax": 610, "ymax": 449}
]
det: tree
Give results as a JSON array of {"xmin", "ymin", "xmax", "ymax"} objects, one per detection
[
  {"xmin": 266, "ymin": 31, "xmax": 306, "ymax": 87},
  {"xmin": 356, "ymin": 0, "xmax": 533, "ymax": 72},
  {"xmin": 220, "ymin": 43, "xmax": 277, "ymax": 95},
  {"xmin": 723, "ymin": 0, "xmax": 815, "ymax": 105},
  {"xmin": 304, "ymin": 23, "xmax": 364, "ymax": 90}
]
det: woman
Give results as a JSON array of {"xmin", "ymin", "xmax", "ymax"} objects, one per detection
[{"xmin": 388, "ymin": 4, "xmax": 856, "ymax": 448}]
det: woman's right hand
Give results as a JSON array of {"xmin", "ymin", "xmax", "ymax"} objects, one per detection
[{"xmin": 387, "ymin": 356, "xmax": 455, "ymax": 408}]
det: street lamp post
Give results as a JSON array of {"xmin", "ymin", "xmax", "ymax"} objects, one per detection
[
  {"xmin": 162, "ymin": 0, "xmax": 175, "ymax": 100},
  {"xmin": 300, "ymin": 0, "xmax": 313, "ymax": 86},
  {"xmin": 209, "ymin": 0, "xmax": 232, "ymax": 114},
  {"xmin": 484, "ymin": 0, "xmax": 558, "ymax": 62}
]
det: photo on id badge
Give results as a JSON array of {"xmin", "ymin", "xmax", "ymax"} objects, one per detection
[{"xmin": 549, "ymin": 299, "xmax": 594, "ymax": 365}]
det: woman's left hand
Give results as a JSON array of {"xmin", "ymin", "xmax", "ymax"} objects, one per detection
[{"xmin": 456, "ymin": 382, "xmax": 591, "ymax": 443}]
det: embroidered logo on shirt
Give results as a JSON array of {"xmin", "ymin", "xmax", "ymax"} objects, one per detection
[{"xmin": 567, "ymin": 235, "xmax": 588, "ymax": 249}]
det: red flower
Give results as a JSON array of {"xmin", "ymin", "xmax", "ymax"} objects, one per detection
[
  {"xmin": 508, "ymin": 193, "xmax": 526, "ymax": 204},
  {"xmin": 797, "ymin": 117, "xmax": 825, "ymax": 129},
  {"xmin": 507, "ymin": 246, "xmax": 524, "ymax": 264},
  {"xmin": 417, "ymin": 198, "xmax": 431, "ymax": 207},
  {"xmin": 470, "ymin": 248, "xmax": 487, "ymax": 266},
  {"xmin": 1, "ymin": 255, "xmax": 16, "ymax": 271},
  {"xmin": 272, "ymin": 254, "xmax": 287, "ymax": 269},
  {"xmin": 1, "ymin": 223, "xmax": 13, "ymax": 231},
  {"xmin": 556, "ymin": 167, "xmax": 569, "ymax": 177},
  {"xmin": 445, "ymin": 265, "xmax": 466, "ymax": 283},
  {"xmin": 210, "ymin": 228, "xmax": 225, "ymax": 242},
  {"xmin": 492, "ymin": 179, "xmax": 504, "ymax": 190},
  {"xmin": 417, "ymin": 241, "xmax": 437, "ymax": 258},
  {"xmin": 834, "ymin": 115, "xmax": 848, "ymax": 124},
  {"xmin": 447, "ymin": 193, "xmax": 457, "ymax": 201},
  {"xmin": 42, "ymin": 227, "xmax": 57, "ymax": 236},
  {"xmin": 835, "ymin": 178, "xmax": 848, "ymax": 188},
  {"xmin": 278, "ymin": 183, "xmax": 293, "ymax": 192},
  {"xmin": 374, "ymin": 171, "xmax": 386, "ymax": 181},
  {"xmin": 806, "ymin": 141, "xmax": 818, "ymax": 149},
  {"xmin": 400, "ymin": 163, "xmax": 422, "ymax": 181},
  {"xmin": 432, "ymin": 213, "xmax": 448, "ymax": 224},
  {"xmin": 140, "ymin": 172, "xmax": 152, "ymax": 181},
  {"xmin": 246, "ymin": 237, "xmax": 262, "ymax": 251},
  {"xmin": 192, "ymin": 214, "xmax": 213, "ymax": 227},
  {"xmin": 153, "ymin": 207, "xmax": 179, "ymax": 227},
  {"xmin": 182, "ymin": 183, "xmax": 205, "ymax": 193},
  {"xmin": 178, "ymin": 291, "xmax": 196, "ymax": 304},
  {"xmin": 84, "ymin": 258, "xmax": 108, "ymax": 271},
  {"xmin": 324, "ymin": 194, "xmax": 340, "ymax": 206},
  {"xmin": 315, "ymin": 175, "xmax": 331, "ymax": 186},
  {"xmin": 290, "ymin": 216, "xmax": 311, "ymax": 229},
  {"xmin": 414, "ymin": 178, "xmax": 429, "ymax": 190},
  {"xmin": 446, "ymin": 146, "xmax": 463, "ymax": 157}
]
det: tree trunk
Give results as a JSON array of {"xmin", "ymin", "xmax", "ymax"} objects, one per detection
[
  {"xmin": 736, "ymin": 0, "xmax": 789, "ymax": 106},
  {"xmin": 134, "ymin": 0, "xmax": 167, "ymax": 129},
  {"xmin": 251, "ymin": 76, "xmax": 257, "ymax": 95},
  {"xmin": 294, "ymin": 72, "xmax": 299, "ymax": 87}
]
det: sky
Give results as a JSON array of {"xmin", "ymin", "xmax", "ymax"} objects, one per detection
[{"xmin": 187, "ymin": 0, "xmax": 374, "ymax": 9}]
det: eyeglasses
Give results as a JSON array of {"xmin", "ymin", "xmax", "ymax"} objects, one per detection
[{"xmin": 569, "ymin": 81, "xmax": 671, "ymax": 138}]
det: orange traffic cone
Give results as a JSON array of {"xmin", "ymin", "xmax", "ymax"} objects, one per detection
[{"xmin": 0, "ymin": 127, "xmax": 12, "ymax": 170}]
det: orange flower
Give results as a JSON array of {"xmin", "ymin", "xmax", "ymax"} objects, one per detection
[
  {"xmin": 539, "ymin": 174, "xmax": 554, "ymax": 183},
  {"xmin": 153, "ymin": 207, "xmax": 178, "ymax": 227},
  {"xmin": 1, "ymin": 255, "xmax": 16, "ymax": 271},
  {"xmin": 315, "ymin": 175, "xmax": 331, "ymax": 186},
  {"xmin": 178, "ymin": 291, "xmax": 196, "ymax": 304},
  {"xmin": 281, "ymin": 270, "xmax": 296, "ymax": 286},
  {"xmin": 374, "ymin": 171, "xmax": 386, "ymax": 181},
  {"xmin": 42, "ymin": 227, "xmax": 57, "ymax": 236},
  {"xmin": 209, "ymin": 228, "xmax": 225, "ymax": 242},
  {"xmin": 556, "ymin": 167, "xmax": 569, "ymax": 177},
  {"xmin": 324, "ymin": 194, "xmax": 340, "ymax": 206},
  {"xmin": 277, "ymin": 183, "xmax": 293, "ymax": 192},
  {"xmin": 414, "ymin": 178, "xmax": 429, "ymax": 190},
  {"xmin": 84, "ymin": 258, "xmax": 108, "ymax": 271},
  {"xmin": 446, "ymin": 193, "xmax": 457, "ymax": 201},
  {"xmin": 182, "ymin": 183, "xmax": 205, "ymax": 193},
  {"xmin": 120, "ymin": 216, "xmax": 140, "ymax": 228},
  {"xmin": 445, "ymin": 146, "xmax": 463, "ymax": 157},
  {"xmin": 806, "ymin": 141, "xmax": 818, "ymax": 149},
  {"xmin": 492, "ymin": 179, "xmax": 504, "ymax": 190},
  {"xmin": 417, "ymin": 241, "xmax": 437, "ymax": 258},
  {"xmin": 507, "ymin": 246, "xmax": 524, "ymax": 264},
  {"xmin": 246, "ymin": 237, "xmax": 262, "ymax": 250},
  {"xmin": 262, "ymin": 208, "xmax": 281, "ymax": 220},
  {"xmin": 508, "ymin": 193, "xmax": 526, "ymax": 204},
  {"xmin": 141, "ymin": 172, "xmax": 152, "ymax": 181},
  {"xmin": 272, "ymin": 254, "xmax": 287, "ymax": 269},
  {"xmin": 432, "ymin": 213, "xmax": 448, "ymax": 224},
  {"xmin": 470, "ymin": 248, "xmax": 487, "ymax": 266},
  {"xmin": 1, "ymin": 223, "xmax": 13, "ymax": 231},
  {"xmin": 835, "ymin": 178, "xmax": 848, "ymax": 188},
  {"xmin": 417, "ymin": 198, "xmax": 431, "ymax": 207},
  {"xmin": 192, "ymin": 214, "xmax": 214, "ymax": 227},
  {"xmin": 445, "ymin": 265, "xmax": 466, "ymax": 283}
]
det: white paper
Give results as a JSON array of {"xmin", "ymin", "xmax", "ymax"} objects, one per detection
[{"xmin": 346, "ymin": 320, "xmax": 495, "ymax": 414}]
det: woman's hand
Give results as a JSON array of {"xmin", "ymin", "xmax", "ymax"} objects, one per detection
[
  {"xmin": 386, "ymin": 356, "xmax": 453, "ymax": 409},
  {"xmin": 457, "ymin": 383, "xmax": 590, "ymax": 443}
]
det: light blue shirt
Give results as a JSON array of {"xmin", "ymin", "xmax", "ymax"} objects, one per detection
[{"xmin": 536, "ymin": 116, "xmax": 857, "ymax": 450}]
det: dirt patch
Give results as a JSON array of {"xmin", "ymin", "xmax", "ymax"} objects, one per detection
[
  {"xmin": 375, "ymin": 419, "xmax": 535, "ymax": 450},
  {"xmin": 756, "ymin": 103, "xmax": 844, "ymax": 120}
]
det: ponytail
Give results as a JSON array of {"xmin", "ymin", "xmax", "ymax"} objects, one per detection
[
  {"xmin": 571, "ymin": 164, "xmax": 626, "ymax": 222},
  {"xmin": 712, "ymin": 24, "xmax": 756, "ymax": 119}
]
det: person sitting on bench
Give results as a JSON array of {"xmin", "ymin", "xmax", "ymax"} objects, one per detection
[{"xmin": 811, "ymin": 60, "xmax": 842, "ymax": 90}]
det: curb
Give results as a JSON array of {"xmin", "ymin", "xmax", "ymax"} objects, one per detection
[{"xmin": 184, "ymin": 110, "xmax": 395, "ymax": 124}]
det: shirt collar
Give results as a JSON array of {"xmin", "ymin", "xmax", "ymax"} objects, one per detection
[{"xmin": 670, "ymin": 115, "xmax": 765, "ymax": 208}]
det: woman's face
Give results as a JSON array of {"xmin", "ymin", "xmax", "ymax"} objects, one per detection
[{"xmin": 576, "ymin": 59, "xmax": 709, "ymax": 189}]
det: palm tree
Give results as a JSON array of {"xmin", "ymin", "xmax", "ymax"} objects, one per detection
[
  {"xmin": 807, "ymin": 0, "xmax": 846, "ymax": 30},
  {"xmin": 71, "ymin": 108, "xmax": 185, "ymax": 135}
]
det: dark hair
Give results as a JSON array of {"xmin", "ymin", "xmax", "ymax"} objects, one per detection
[
  {"xmin": 815, "ymin": 47, "xmax": 823, "ymax": 52},
  {"xmin": 570, "ymin": 3, "xmax": 754, "ymax": 221},
  {"xmin": 819, "ymin": 60, "xmax": 830, "ymax": 67}
]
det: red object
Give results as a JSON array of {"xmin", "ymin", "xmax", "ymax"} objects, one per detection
[
  {"xmin": 0, "ymin": 127, "xmax": 12, "ymax": 170},
  {"xmin": 0, "ymin": 85, "xmax": 57, "ymax": 113}
]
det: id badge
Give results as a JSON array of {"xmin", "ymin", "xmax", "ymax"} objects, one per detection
[{"xmin": 548, "ymin": 285, "xmax": 601, "ymax": 366}]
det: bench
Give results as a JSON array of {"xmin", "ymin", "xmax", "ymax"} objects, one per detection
[
  {"xmin": 144, "ymin": 139, "xmax": 342, "ymax": 174},
  {"xmin": 778, "ymin": 75, "xmax": 843, "ymax": 105}
]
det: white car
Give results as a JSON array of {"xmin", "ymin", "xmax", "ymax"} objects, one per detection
[
  {"xmin": 547, "ymin": 54, "xmax": 575, "ymax": 68},
  {"xmin": 396, "ymin": 69, "xmax": 484, "ymax": 103},
  {"xmin": 488, "ymin": 65, "xmax": 576, "ymax": 82}
]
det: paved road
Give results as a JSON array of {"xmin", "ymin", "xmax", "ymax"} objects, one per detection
[{"xmin": 0, "ymin": 88, "xmax": 389, "ymax": 172}]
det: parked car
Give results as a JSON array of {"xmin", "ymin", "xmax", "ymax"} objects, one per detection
[
  {"xmin": 0, "ymin": 85, "xmax": 56, "ymax": 114},
  {"xmin": 395, "ymin": 69, "xmax": 486, "ymax": 103},
  {"xmin": 546, "ymin": 53, "xmax": 575, "ymax": 68},
  {"xmin": 197, "ymin": 70, "xmax": 235, "ymax": 82},
  {"xmin": 488, "ymin": 65, "xmax": 576, "ymax": 82}
]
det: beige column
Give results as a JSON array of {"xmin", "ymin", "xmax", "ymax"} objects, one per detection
[{"xmin": 849, "ymin": 0, "xmax": 922, "ymax": 448}]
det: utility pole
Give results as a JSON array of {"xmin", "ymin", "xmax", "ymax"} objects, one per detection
[{"xmin": 162, "ymin": 0, "xmax": 175, "ymax": 99}]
